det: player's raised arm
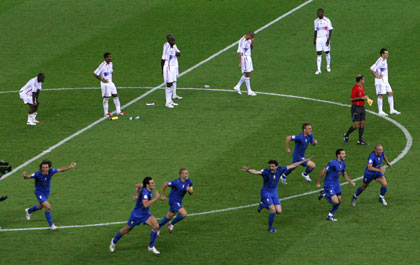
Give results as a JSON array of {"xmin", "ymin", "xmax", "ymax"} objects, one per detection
[
  {"xmin": 23, "ymin": 171, "xmax": 32, "ymax": 179},
  {"xmin": 286, "ymin": 156, "xmax": 312, "ymax": 170},
  {"xmin": 316, "ymin": 167, "xmax": 326, "ymax": 188},
  {"xmin": 132, "ymin": 183, "xmax": 143, "ymax": 200},
  {"xmin": 343, "ymin": 172, "xmax": 355, "ymax": 186},
  {"xmin": 142, "ymin": 191, "xmax": 160, "ymax": 208},
  {"xmin": 57, "ymin": 162, "xmax": 76, "ymax": 172},
  {"xmin": 160, "ymin": 181, "xmax": 169, "ymax": 200},
  {"xmin": 285, "ymin": 135, "xmax": 292, "ymax": 153},
  {"xmin": 241, "ymin": 165, "xmax": 262, "ymax": 175}
]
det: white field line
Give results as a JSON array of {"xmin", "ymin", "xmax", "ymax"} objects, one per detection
[
  {"xmin": 0, "ymin": 88, "xmax": 412, "ymax": 232},
  {"xmin": 0, "ymin": 0, "xmax": 313, "ymax": 181}
]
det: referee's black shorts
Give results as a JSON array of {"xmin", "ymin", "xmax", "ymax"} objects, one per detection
[{"xmin": 351, "ymin": 105, "xmax": 366, "ymax": 122}]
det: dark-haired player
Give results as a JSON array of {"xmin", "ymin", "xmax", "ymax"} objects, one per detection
[
  {"xmin": 19, "ymin": 73, "xmax": 45, "ymax": 126},
  {"xmin": 162, "ymin": 35, "xmax": 182, "ymax": 108},
  {"xmin": 158, "ymin": 168, "xmax": 193, "ymax": 233},
  {"xmin": 242, "ymin": 158, "xmax": 310, "ymax": 232},
  {"xmin": 316, "ymin": 149, "xmax": 355, "ymax": 221},
  {"xmin": 234, "ymin": 31, "xmax": 257, "ymax": 96},
  {"xmin": 110, "ymin": 177, "xmax": 161, "ymax": 255},
  {"xmin": 314, "ymin": 8, "xmax": 333, "ymax": 74},
  {"xmin": 23, "ymin": 160, "xmax": 77, "ymax": 230}
]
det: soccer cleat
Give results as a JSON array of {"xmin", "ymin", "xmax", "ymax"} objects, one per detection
[
  {"xmin": 318, "ymin": 190, "xmax": 326, "ymax": 200},
  {"xmin": 148, "ymin": 246, "xmax": 160, "ymax": 255},
  {"xmin": 171, "ymin": 102, "xmax": 179, "ymax": 106},
  {"xmin": 357, "ymin": 140, "xmax": 368, "ymax": 145},
  {"xmin": 105, "ymin": 113, "xmax": 113, "ymax": 118},
  {"xmin": 117, "ymin": 111, "xmax": 127, "ymax": 116},
  {"xmin": 280, "ymin": 174, "xmax": 288, "ymax": 185},
  {"xmin": 25, "ymin": 208, "xmax": 31, "ymax": 220},
  {"xmin": 315, "ymin": 70, "xmax": 321, "ymax": 75},
  {"xmin": 302, "ymin": 172, "xmax": 312, "ymax": 182},
  {"xmin": 326, "ymin": 65, "xmax": 331, "ymax": 72},
  {"xmin": 268, "ymin": 227, "xmax": 277, "ymax": 233},
  {"xmin": 50, "ymin": 224, "xmax": 57, "ymax": 230},
  {"xmin": 233, "ymin": 86, "xmax": 242, "ymax": 95},
  {"xmin": 26, "ymin": 121, "xmax": 36, "ymax": 126},
  {"xmin": 0, "ymin": 195, "xmax": 8, "ymax": 201},
  {"xmin": 173, "ymin": 96, "xmax": 183, "ymax": 99},
  {"xmin": 168, "ymin": 223, "xmax": 174, "ymax": 233},
  {"xmin": 343, "ymin": 133, "xmax": 349, "ymax": 144},
  {"xmin": 248, "ymin": 91, "xmax": 257, "ymax": 96},
  {"xmin": 165, "ymin": 104, "xmax": 174, "ymax": 109},
  {"xmin": 379, "ymin": 196, "xmax": 388, "ymax": 206},
  {"xmin": 257, "ymin": 202, "xmax": 265, "ymax": 213},
  {"xmin": 351, "ymin": 195, "xmax": 357, "ymax": 207},
  {"xmin": 378, "ymin": 111, "xmax": 388, "ymax": 116},
  {"xmin": 326, "ymin": 215, "xmax": 338, "ymax": 222},
  {"xmin": 390, "ymin": 109, "xmax": 401, "ymax": 115},
  {"xmin": 109, "ymin": 238, "xmax": 116, "ymax": 252}
]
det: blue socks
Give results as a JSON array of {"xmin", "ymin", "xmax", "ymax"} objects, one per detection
[
  {"xmin": 113, "ymin": 231, "xmax": 123, "ymax": 244},
  {"xmin": 268, "ymin": 213, "xmax": 275, "ymax": 228},
  {"xmin": 149, "ymin": 231, "xmax": 158, "ymax": 248},
  {"xmin": 330, "ymin": 203, "xmax": 341, "ymax": 215},
  {"xmin": 304, "ymin": 167, "xmax": 313, "ymax": 176},
  {"xmin": 170, "ymin": 214, "xmax": 184, "ymax": 225},
  {"xmin": 159, "ymin": 216, "xmax": 170, "ymax": 228},
  {"xmin": 380, "ymin": 187, "xmax": 387, "ymax": 196},
  {"xmin": 355, "ymin": 186, "xmax": 363, "ymax": 197},
  {"xmin": 28, "ymin": 205, "xmax": 39, "ymax": 214},
  {"xmin": 45, "ymin": 211, "xmax": 53, "ymax": 226}
]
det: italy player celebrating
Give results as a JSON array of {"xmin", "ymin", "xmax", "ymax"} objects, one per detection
[
  {"xmin": 351, "ymin": 144, "xmax": 392, "ymax": 207},
  {"xmin": 316, "ymin": 149, "xmax": 355, "ymax": 222},
  {"xmin": 23, "ymin": 160, "xmax": 77, "ymax": 230},
  {"xmin": 242, "ymin": 158, "xmax": 311, "ymax": 232},
  {"xmin": 282, "ymin": 123, "xmax": 318, "ymax": 183},
  {"xmin": 109, "ymin": 177, "xmax": 161, "ymax": 255},
  {"xmin": 158, "ymin": 168, "xmax": 193, "ymax": 233}
]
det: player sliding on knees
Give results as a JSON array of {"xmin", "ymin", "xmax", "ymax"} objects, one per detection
[
  {"xmin": 110, "ymin": 177, "xmax": 161, "ymax": 255},
  {"xmin": 242, "ymin": 158, "xmax": 311, "ymax": 232},
  {"xmin": 282, "ymin": 123, "xmax": 318, "ymax": 183},
  {"xmin": 316, "ymin": 149, "xmax": 355, "ymax": 222},
  {"xmin": 351, "ymin": 144, "xmax": 392, "ymax": 207},
  {"xmin": 24, "ymin": 160, "xmax": 77, "ymax": 230},
  {"xmin": 158, "ymin": 168, "xmax": 193, "ymax": 234},
  {"xmin": 233, "ymin": 31, "xmax": 257, "ymax": 96}
]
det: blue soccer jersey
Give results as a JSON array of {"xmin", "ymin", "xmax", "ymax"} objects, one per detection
[
  {"xmin": 291, "ymin": 133, "xmax": 314, "ymax": 160},
  {"xmin": 364, "ymin": 151, "xmax": 385, "ymax": 175},
  {"xmin": 168, "ymin": 178, "xmax": 193, "ymax": 203},
  {"xmin": 30, "ymin": 169, "xmax": 59, "ymax": 193},
  {"xmin": 261, "ymin": 167, "xmax": 287, "ymax": 193},
  {"xmin": 324, "ymin": 159, "xmax": 346, "ymax": 187},
  {"xmin": 131, "ymin": 188, "xmax": 153, "ymax": 218}
]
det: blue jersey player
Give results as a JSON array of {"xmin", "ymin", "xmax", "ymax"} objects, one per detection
[
  {"xmin": 316, "ymin": 149, "xmax": 355, "ymax": 221},
  {"xmin": 242, "ymin": 158, "xmax": 310, "ymax": 232},
  {"xmin": 283, "ymin": 123, "xmax": 318, "ymax": 183},
  {"xmin": 23, "ymin": 160, "xmax": 76, "ymax": 230},
  {"xmin": 110, "ymin": 177, "xmax": 161, "ymax": 254},
  {"xmin": 351, "ymin": 144, "xmax": 392, "ymax": 207},
  {"xmin": 158, "ymin": 168, "xmax": 193, "ymax": 233}
]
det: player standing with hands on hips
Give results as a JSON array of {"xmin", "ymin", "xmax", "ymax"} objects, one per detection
[
  {"xmin": 314, "ymin": 8, "xmax": 333, "ymax": 74},
  {"xmin": 234, "ymin": 31, "xmax": 257, "ymax": 96},
  {"xmin": 19, "ymin": 73, "xmax": 45, "ymax": 126}
]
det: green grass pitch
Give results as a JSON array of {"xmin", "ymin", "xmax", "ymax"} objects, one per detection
[{"xmin": 1, "ymin": 0, "xmax": 420, "ymax": 264}]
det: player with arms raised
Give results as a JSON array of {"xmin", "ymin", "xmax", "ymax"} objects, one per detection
[
  {"xmin": 313, "ymin": 8, "xmax": 333, "ymax": 74},
  {"xmin": 19, "ymin": 73, "xmax": 45, "ymax": 126},
  {"xmin": 233, "ymin": 31, "xmax": 257, "ymax": 96}
]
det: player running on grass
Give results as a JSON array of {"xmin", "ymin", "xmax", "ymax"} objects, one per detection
[
  {"xmin": 316, "ymin": 149, "xmax": 355, "ymax": 222},
  {"xmin": 242, "ymin": 158, "xmax": 311, "ymax": 232},
  {"xmin": 109, "ymin": 177, "xmax": 161, "ymax": 255},
  {"xmin": 282, "ymin": 123, "xmax": 318, "ymax": 183},
  {"xmin": 158, "ymin": 168, "xmax": 193, "ymax": 233},
  {"xmin": 233, "ymin": 31, "xmax": 257, "ymax": 96},
  {"xmin": 24, "ymin": 160, "xmax": 77, "ymax": 230},
  {"xmin": 19, "ymin": 73, "xmax": 45, "ymax": 126},
  {"xmin": 351, "ymin": 144, "xmax": 392, "ymax": 207},
  {"xmin": 93, "ymin": 52, "xmax": 126, "ymax": 117}
]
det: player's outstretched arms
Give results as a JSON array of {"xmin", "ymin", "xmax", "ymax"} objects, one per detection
[
  {"xmin": 285, "ymin": 136, "xmax": 292, "ymax": 153},
  {"xmin": 160, "ymin": 182, "xmax": 168, "ymax": 200},
  {"xmin": 343, "ymin": 172, "xmax": 355, "ymax": 186},
  {"xmin": 58, "ymin": 162, "xmax": 77, "ymax": 172},
  {"xmin": 286, "ymin": 156, "xmax": 312, "ymax": 170},
  {"xmin": 241, "ymin": 166, "xmax": 262, "ymax": 175},
  {"xmin": 23, "ymin": 171, "xmax": 31, "ymax": 179},
  {"xmin": 143, "ymin": 191, "xmax": 160, "ymax": 208},
  {"xmin": 316, "ymin": 168, "xmax": 326, "ymax": 188}
]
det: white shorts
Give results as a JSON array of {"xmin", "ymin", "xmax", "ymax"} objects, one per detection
[
  {"xmin": 316, "ymin": 37, "xmax": 331, "ymax": 52},
  {"xmin": 376, "ymin": 83, "xmax": 392, "ymax": 95},
  {"xmin": 163, "ymin": 66, "xmax": 177, "ymax": 83},
  {"xmin": 101, "ymin": 81, "xmax": 117, "ymax": 97},
  {"xmin": 241, "ymin": 56, "xmax": 253, "ymax": 73},
  {"xmin": 19, "ymin": 92, "xmax": 33, "ymax": 105}
]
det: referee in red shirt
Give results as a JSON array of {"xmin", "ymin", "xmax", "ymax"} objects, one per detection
[{"xmin": 343, "ymin": 74, "xmax": 368, "ymax": 145}]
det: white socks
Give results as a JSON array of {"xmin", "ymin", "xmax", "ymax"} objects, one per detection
[
  {"xmin": 172, "ymin": 82, "xmax": 177, "ymax": 98},
  {"xmin": 326, "ymin": 53, "xmax": 331, "ymax": 67},
  {"xmin": 165, "ymin": 86, "xmax": 173, "ymax": 106},
  {"xmin": 113, "ymin": 97, "xmax": 121, "ymax": 113},
  {"xmin": 244, "ymin": 77, "xmax": 252, "ymax": 93},
  {"xmin": 317, "ymin": 55, "xmax": 322, "ymax": 71},
  {"xmin": 103, "ymin": 98, "xmax": 109, "ymax": 115},
  {"xmin": 377, "ymin": 97, "xmax": 383, "ymax": 113},
  {"xmin": 388, "ymin": 96, "xmax": 394, "ymax": 111},
  {"xmin": 236, "ymin": 75, "xmax": 246, "ymax": 88},
  {"xmin": 27, "ymin": 114, "xmax": 33, "ymax": 123}
]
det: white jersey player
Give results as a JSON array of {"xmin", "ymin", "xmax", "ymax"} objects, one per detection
[
  {"xmin": 161, "ymin": 35, "xmax": 182, "ymax": 108},
  {"xmin": 19, "ymin": 73, "xmax": 45, "ymax": 126},
  {"xmin": 233, "ymin": 31, "xmax": 257, "ymax": 96},
  {"xmin": 313, "ymin": 8, "xmax": 333, "ymax": 74},
  {"xmin": 369, "ymin": 48, "xmax": 400, "ymax": 116},
  {"xmin": 93, "ymin": 53, "xmax": 126, "ymax": 117}
]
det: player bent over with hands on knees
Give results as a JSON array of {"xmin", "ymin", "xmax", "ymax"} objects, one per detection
[{"xmin": 19, "ymin": 73, "xmax": 45, "ymax": 126}]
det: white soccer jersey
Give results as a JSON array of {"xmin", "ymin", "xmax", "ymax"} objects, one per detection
[
  {"xmin": 162, "ymin": 43, "xmax": 180, "ymax": 68},
  {"xmin": 19, "ymin": 77, "xmax": 42, "ymax": 96},
  {"xmin": 314, "ymin": 17, "xmax": 333, "ymax": 38},
  {"xmin": 370, "ymin": 57, "xmax": 389, "ymax": 84},
  {"xmin": 94, "ymin": 61, "xmax": 113, "ymax": 81},
  {"xmin": 237, "ymin": 36, "xmax": 252, "ymax": 57}
]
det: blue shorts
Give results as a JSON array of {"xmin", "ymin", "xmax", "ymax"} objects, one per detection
[
  {"xmin": 169, "ymin": 200, "xmax": 184, "ymax": 213},
  {"xmin": 363, "ymin": 171, "xmax": 384, "ymax": 184},
  {"xmin": 127, "ymin": 212, "xmax": 152, "ymax": 227},
  {"xmin": 261, "ymin": 191, "xmax": 281, "ymax": 206},
  {"xmin": 35, "ymin": 190, "xmax": 49, "ymax": 204},
  {"xmin": 292, "ymin": 156, "xmax": 308, "ymax": 167},
  {"xmin": 324, "ymin": 185, "xmax": 342, "ymax": 198}
]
